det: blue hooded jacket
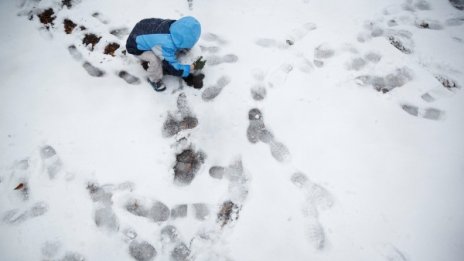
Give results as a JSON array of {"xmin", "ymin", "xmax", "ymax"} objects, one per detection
[{"xmin": 126, "ymin": 17, "xmax": 201, "ymax": 78}]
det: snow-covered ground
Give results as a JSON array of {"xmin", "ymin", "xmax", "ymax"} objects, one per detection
[{"xmin": 1, "ymin": 0, "xmax": 464, "ymax": 260}]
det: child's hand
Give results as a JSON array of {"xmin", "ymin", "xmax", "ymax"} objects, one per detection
[
  {"xmin": 190, "ymin": 64, "xmax": 195, "ymax": 72},
  {"xmin": 192, "ymin": 56, "xmax": 207, "ymax": 70}
]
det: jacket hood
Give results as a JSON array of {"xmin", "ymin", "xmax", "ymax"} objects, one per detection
[{"xmin": 170, "ymin": 16, "xmax": 201, "ymax": 49}]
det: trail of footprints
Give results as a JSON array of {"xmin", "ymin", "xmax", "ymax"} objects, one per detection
[
  {"xmin": 2, "ymin": 143, "xmax": 249, "ymax": 261},
  {"xmin": 157, "ymin": 92, "xmax": 249, "ymax": 260},
  {"xmin": 354, "ymin": 0, "xmax": 462, "ymax": 120},
  {"xmin": 0, "ymin": 145, "xmax": 89, "ymax": 260},
  {"xmin": 250, "ymin": 0, "xmax": 461, "ymax": 121},
  {"xmin": 17, "ymin": 0, "xmax": 133, "ymax": 82},
  {"xmin": 249, "ymin": 21, "xmax": 337, "ymax": 250},
  {"xmin": 200, "ymin": 33, "xmax": 236, "ymax": 101},
  {"xmin": 243, "ymin": 106, "xmax": 334, "ymax": 249},
  {"xmin": 243, "ymin": 106, "xmax": 334, "ymax": 250},
  {"xmin": 245, "ymin": 0, "xmax": 461, "ymax": 249},
  {"xmin": 1, "ymin": 145, "xmax": 62, "ymax": 225}
]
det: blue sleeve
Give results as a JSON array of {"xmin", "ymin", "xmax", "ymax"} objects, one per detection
[{"xmin": 162, "ymin": 47, "xmax": 190, "ymax": 77}]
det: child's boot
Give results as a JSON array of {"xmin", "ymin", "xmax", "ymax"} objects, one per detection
[{"xmin": 148, "ymin": 78, "xmax": 166, "ymax": 92}]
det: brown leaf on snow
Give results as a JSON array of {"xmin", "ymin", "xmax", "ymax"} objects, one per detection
[{"xmin": 14, "ymin": 183, "xmax": 25, "ymax": 190}]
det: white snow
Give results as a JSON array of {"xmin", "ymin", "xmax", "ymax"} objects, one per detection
[{"xmin": 1, "ymin": 0, "xmax": 464, "ymax": 260}]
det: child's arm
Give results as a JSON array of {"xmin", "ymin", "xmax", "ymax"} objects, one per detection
[{"xmin": 161, "ymin": 47, "xmax": 191, "ymax": 77}]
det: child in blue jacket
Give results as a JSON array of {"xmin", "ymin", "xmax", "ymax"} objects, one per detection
[{"xmin": 126, "ymin": 16, "xmax": 201, "ymax": 92}]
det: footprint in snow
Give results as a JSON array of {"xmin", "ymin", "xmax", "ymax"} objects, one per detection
[
  {"xmin": 160, "ymin": 225, "xmax": 192, "ymax": 261},
  {"xmin": 355, "ymin": 67, "xmax": 413, "ymax": 93},
  {"xmin": 290, "ymin": 172, "xmax": 334, "ymax": 250},
  {"xmin": 269, "ymin": 140, "xmax": 291, "ymax": 163},
  {"xmin": 306, "ymin": 221, "xmax": 326, "ymax": 250},
  {"xmin": 68, "ymin": 45, "xmax": 83, "ymax": 61},
  {"xmin": 364, "ymin": 52, "xmax": 382, "ymax": 63},
  {"xmin": 255, "ymin": 22, "xmax": 316, "ymax": 48},
  {"xmin": 110, "ymin": 27, "xmax": 130, "ymax": 39},
  {"xmin": 266, "ymin": 63, "xmax": 293, "ymax": 88},
  {"xmin": 40, "ymin": 145, "xmax": 63, "ymax": 179},
  {"xmin": 246, "ymin": 108, "xmax": 266, "ymax": 144},
  {"xmin": 176, "ymin": 92, "xmax": 192, "ymax": 117},
  {"xmin": 60, "ymin": 251, "xmax": 87, "ymax": 261},
  {"xmin": 400, "ymin": 0, "xmax": 433, "ymax": 12},
  {"xmin": 86, "ymin": 182, "xmax": 121, "ymax": 232},
  {"xmin": 199, "ymin": 45, "xmax": 220, "ymax": 53},
  {"xmin": 83, "ymin": 62, "xmax": 105, "ymax": 77},
  {"xmin": 435, "ymin": 75, "xmax": 461, "ymax": 90},
  {"xmin": 160, "ymin": 225, "xmax": 180, "ymax": 243},
  {"xmin": 250, "ymin": 69, "xmax": 267, "ymax": 101},
  {"xmin": 187, "ymin": 0, "xmax": 194, "ymax": 10},
  {"xmin": 171, "ymin": 204, "xmax": 188, "ymax": 219},
  {"xmin": 314, "ymin": 43, "xmax": 335, "ymax": 60},
  {"xmin": 251, "ymin": 84, "xmax": 267, "ymax": 101},
  {"xmin": 171, "ymin": 242, "xmax": 191, "ymax": 261},
  {"xmin": 345, "ymin": 51, "xmax": 382, "ymax": 71},
  {"xmin": 92, "ymin": 12, "xmax": 109, "ymax": 24},
  {"xmin": 313, "ymin": 43, "xmax": 335, "ymax": 68},
  {"xmin": 53, "ymin": 246, "xmax": 97, "ymax": 261},
  {"xmin": 449, "ymin": 0, "xmax": 464, "ymax": 10},
  {"xmin": 192, "ymin": 203, "xmax": 211, "ymax": 221},
  {"xmin": 285, "ymin": 22, "xmax": 317, "ymax": 43},
  {"xmin": 401, "ymin": 104, "xmax": 444, "ymax": 120},
  {"xmin": 346, "ymin": 57, "xmax": 368, "ymax": 71},
  {"xmin": 9, "ymin": 159, "xmax": 31, "ymax": 201},
  {"xmin": 94, "ymin": 206, "xmax": 120, "ymax": 232},
  {"xmin": 118, "ymin": 71, "xmax": 141, "ymax": 85},
  {"xmin": 173, "ymin": 148, "xmax": 206, "ymax": 186},
  {"xmin": 205, "ymin": 54, "xmax": 239, "ymax": 66},
  {"xmin": 291, "ymin": 172, "xmax": 334, "ymax": 212},
  {"xmin": 163, "ymin": 114, "xmax": 198, "ymax": 138},
  {"xmin": 388, "ymin": 30, "xmax": 415, "ymax": 54},
  {"xmin": 202, "ymin": 32, "xmax": 228, "ymax": 45},
  {"xmin": 421, "ymin": 92, "xmax": 436, "ymax": 102},
  {"xmin": 162, "ymin": 93, "xmax": 199, "ymax": 137},
  {"xmin": 201, "ymin": 76, "xmax": 231, "ymax": 101},
  {"xmin": 2, "ymin": 201, "xmax": 49, "ymax": 225},
  {"xmin": 124, "ymin": 198, "xmax": 170, "ymax": 222},
  {"xmin": 415, "ymin": 19, "xmax": 443, "ymax": 30},
  {"xmin": 255, "ymin": 38, "xmax": 280, "ymax": 48},
  {"xmin": 246, "ymin": 108, "xmax": 291, "ymax": 162},
  {"xmin": 87, "ymin": 181, "xmax": 136, "ymax": 233},
  {"xmin": 208, "ymin": 158, "xmax": 249, "ymax": 227},
  {"xmin": 41, "ymin": 241, "xmax": 62, "ymax": 259},
  {"xmin": 129, "ymin": 240, "xmax": 157, "ymax": 261}
]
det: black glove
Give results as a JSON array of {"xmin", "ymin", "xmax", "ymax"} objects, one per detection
[{"xmin": 184, "ymin": 73, "xmax": 205, "ymax": 89}]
